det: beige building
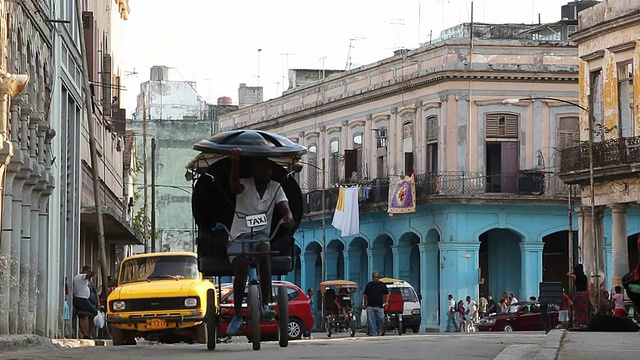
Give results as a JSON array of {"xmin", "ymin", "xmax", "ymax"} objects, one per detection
[
  {"xmin": 218, "ymin": 20, "xmax": 595, "ymax": 331},
  {"xmin": 560, "ymin": 0, "xmax": 640, "ymax": 291}
]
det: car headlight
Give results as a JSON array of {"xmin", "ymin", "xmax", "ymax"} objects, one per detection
[
  {"xmin": 112, "ymin": 301, "xmax": 126, "ymax": 311},
  {"xmin": 411, "ymin": 309, "xmax": 421, "ymax": 315},
  {"xmin": 184, "ymin": 297, "xmax": 198, "ymax": 307}
]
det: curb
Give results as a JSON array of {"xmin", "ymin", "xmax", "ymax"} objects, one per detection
[
  {"xmin": 532, "ymin": 329, "xmax": 566, "ymax": 360},
  {"xmin": 0, "ymin": 335, "xmax": 109, "ymax": 353}
]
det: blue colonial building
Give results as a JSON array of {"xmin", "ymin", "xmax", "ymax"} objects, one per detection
[{"xmin": 218, "ymin": 19, "xmax": 640, "ymax": 331}]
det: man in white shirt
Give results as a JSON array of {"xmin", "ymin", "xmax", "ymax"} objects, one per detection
[
  {"xmin": 73, "ymin": 264, "xmax": 100, "ymax": 339},
  {"xmin": 445, "ymin": 294, "xmax": 457, "ymax": 332},
  {"xmin": 225, "ymin": 149, "xmax": 294, "ymax": 335},
  {"xmin": 509, "ymin": 293, "xmax": 519, "ymax": 313},
  {"xmin": 465, "ymin": 295, "xmax": 479, "ymax": 323}
]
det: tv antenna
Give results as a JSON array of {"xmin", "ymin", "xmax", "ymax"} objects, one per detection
[
  {"xmin": 390, "ymin": 18, "xmax": 406, "ymax": 49},
  {"xmin": 345, "ymin": 37, "xmax": 366, "ymax": 71}
]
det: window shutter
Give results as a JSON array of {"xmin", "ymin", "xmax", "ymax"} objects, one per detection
[
  {"xmin": 426, "ymin": 116, "xmax": 438, "ymax": 141},
  {"xmin": 486, "ymin": 114, "xmax": 518, "ymax": 138}
]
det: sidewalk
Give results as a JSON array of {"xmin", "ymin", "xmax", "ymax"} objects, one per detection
[
  {"xmin": 493, "ymin": 330, "xmax": 639, "ymax": 360},
  {"xmin": 0, "ymin": 335, "xmax": 108, "ymax": 353}
]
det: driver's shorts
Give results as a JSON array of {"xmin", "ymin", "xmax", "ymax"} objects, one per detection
[{"xmin": 227, "ymin": 232, "xmax": 270, "ymax": 262}]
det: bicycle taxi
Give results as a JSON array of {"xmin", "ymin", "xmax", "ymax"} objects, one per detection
[
  {"xmin": 378, "ymin": 277, "xmax": 405, "ymax": 335},
  {"xmin": 320, "ymin": 280, "xmax": 358, "ymax": 337},
  {"xmin": 186, "ymin": 130, "xmax": 307, "ymax": 351}
]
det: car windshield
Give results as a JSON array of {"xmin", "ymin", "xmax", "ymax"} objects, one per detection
[
  {"xmin": 399, "ymin": 287, "xmax": 419, "ymax": 302},
  {"xmin": 119, "ymin": 255, "xmax": 199, "ymax": 284}
]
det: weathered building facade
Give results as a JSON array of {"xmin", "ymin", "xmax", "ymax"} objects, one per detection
[
  {"xmin": 130, "ymin": 67, "xmax": 237, "ymax": 253},
  {"xmin": 560, "ymin": 0, "xmax": 640, "ymax": 294},
  {"xmin": 0, "ymin": 0, "xmax": 54, "ymax": 336},
  {"xmin": 219, "ymin": 15, "xmax": 640, "ymax": 331}
]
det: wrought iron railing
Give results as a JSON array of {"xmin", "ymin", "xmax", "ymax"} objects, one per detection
[
  {"xmin": 302, "ymin": 171, "xmax": 577, "ymax": 214},
  {"xmin": 559, "ymin": 136, "xmax": 640, "ymax": 173}
]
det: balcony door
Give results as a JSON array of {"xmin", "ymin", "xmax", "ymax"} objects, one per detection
[{"xmin": 486, "ymin": 141, "xmax": 519, "ymax": 193}]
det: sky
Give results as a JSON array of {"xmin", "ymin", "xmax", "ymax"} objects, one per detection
[{"xmin": 112, "ymin": 0, "xmax": 574, "ymax": 114}]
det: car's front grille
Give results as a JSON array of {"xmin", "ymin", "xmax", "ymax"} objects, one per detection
[{"xmin": 113, "ymin": 297, "xmax": 198, "ymax": 312}]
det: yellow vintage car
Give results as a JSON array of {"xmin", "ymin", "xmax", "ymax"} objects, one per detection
[{"xmin": 107, "ymin": 251, "xmax": 218, "ymax": 346}]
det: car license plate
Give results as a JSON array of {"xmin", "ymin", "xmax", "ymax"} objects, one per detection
[
  {"xmin": 245, "ymin": 214, "xmax": 267, "ymax": 228},
  {"xmin": 145, "ymin": 318, "xmax": 167, "ymax": 329}
]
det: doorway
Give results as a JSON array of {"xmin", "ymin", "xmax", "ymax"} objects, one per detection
[{"xmin": 486, "ymin": 141, "xmax": 519, "ymax": 193}]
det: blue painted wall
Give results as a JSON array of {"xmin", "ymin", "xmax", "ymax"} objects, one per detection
[{"xmin": 282, "ymin": 203, "xmax": 640, "ymax": 332}]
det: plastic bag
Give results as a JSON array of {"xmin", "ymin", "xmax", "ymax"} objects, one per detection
[
  {"xmin": 93, "ymin": 311, "xmax": 106, "ymax": 329},
  {"xmin": 64, "ymin": 300, "xmax": 71, "ymax": 320},
  {"xmin": 360, "ymin": 308, "xmax": 368, "ymax": 327}
]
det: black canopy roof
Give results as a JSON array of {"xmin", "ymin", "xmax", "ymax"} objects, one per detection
[{"xmin": 192, "ymin": 130, "xmax": 307, "ymax": 158}]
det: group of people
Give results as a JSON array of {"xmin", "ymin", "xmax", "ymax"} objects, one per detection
[{"xmin": 445, "ymin": 294, "xmax": 483, "ymax": 332}]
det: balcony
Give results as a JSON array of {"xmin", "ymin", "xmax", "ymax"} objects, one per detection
[
  {"xmin": 302, "ymin": 171, "xmax": 578, "ymax": 216},
  {"xmin": 559, "ymin": 136, "xmax": 640, "ymax": 185}
]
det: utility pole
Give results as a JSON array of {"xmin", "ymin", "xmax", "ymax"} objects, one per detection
[
  {"xmin": 142, "ymin": 92, "xmax": 148, "ymax": 252},
  {"xmin": 75, "ymin": 0, "xmax": 109, "ymax": 298},
  {"xmin": 151, "ymin": 137, "xmax": 156, "ymax": 253}
]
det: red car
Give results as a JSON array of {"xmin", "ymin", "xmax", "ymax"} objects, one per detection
[
  {"xmin": 218, "ymin": 280, "xmax": 314, "ymax": 340},
  {"xmin": 477, "ymin": 302, "xmax": 560, "ymax": 332}
]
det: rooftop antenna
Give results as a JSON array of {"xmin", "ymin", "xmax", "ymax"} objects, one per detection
[
  {"xmin": 280, "ymin": 52, "xmax": 294, "ymax": 91},
  {"xmin": 345, "ymin": 37, "xmax": 365, "ymax": 71},
  {"xmin": 390, "ymin": 18, "xmax": 406, "ymax": 49},
  {"xmin": 319, "ymin": 56, "xmax": 327, "ymax": 80}
]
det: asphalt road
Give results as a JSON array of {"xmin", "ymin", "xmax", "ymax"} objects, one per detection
[{"xmin": 0, "ymin": 332, "xmax": 547, "ymax": 360}]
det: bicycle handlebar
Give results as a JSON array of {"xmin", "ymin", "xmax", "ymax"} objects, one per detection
[{"xmin": 213, "ymin": 219, "xmax": 287, "ymax": 244}]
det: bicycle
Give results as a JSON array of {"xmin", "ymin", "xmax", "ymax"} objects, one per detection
[{"xmin": 213, "ymin": 218, "xmax": 289, "ymax": 351}]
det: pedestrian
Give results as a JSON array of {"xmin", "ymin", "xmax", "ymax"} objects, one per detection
[
  {"xmin": 568, "ymin": 264, "xmax": 590, "ymax": 327},
  {"xmin": 362, "ymin": 271, "xmax": 389, "ymax": 336},
  {"xmin": 559, "ymin": 290, "xmax": 573, "ymax": 329},
  {"xmin": 457, "ymin": 300, "xmax": 466, "ymax": 332},
  {"xmin": 73, "ymin": 264, "xmax": 100, "ymax": 339},
  {"xmin": 478, "ymin": 293, "xmax": 488, "ymax": 318},
  {"xmin": 303, "ymin": 288, "xmax": 315, "ymax": 339},
  {"xmin": 445, "ymin": 294, "xmax": 457, "ymax": 332},
  {"xmin": 486, "ymin": 295, "xmax": 497, "ymax": 315},
  {"xmin": 465, "ymin": 295, "xmax": 478, "ymax": 325},
  {"xmin": 612, "ymin": 286, "xmax": 627, "ymax": 317}
]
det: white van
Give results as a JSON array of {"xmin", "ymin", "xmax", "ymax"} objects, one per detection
[{"xmin": 380, "ymin": 278, "xmax": 422, "ymax": 333}]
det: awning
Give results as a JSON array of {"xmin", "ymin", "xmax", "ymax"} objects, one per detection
[{"xmin": 80, "ymin": 206, "xmax": 144, "ymax": 245}]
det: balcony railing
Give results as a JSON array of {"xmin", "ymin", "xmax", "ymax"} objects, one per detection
[
  {"xmin": 559, "ymin": 136, "xmax": 640, "ymax": 173},
  {"xmin": 302, "ymin": 171, "xmax": 577, "ymax": 214}
]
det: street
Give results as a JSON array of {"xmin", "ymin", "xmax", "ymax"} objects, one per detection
[{"xmin": 0, "ymin": 332, "xmax": 547, "ymax": 360}]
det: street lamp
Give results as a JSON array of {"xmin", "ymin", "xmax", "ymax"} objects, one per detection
[{"xmin": 503, "ymin": 97, "xmax": 600, "ymax": 312}]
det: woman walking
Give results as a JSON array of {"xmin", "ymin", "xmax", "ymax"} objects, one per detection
[{"xmin": 568, "ymin": 264, "xmax": 590, "ymax": 328}]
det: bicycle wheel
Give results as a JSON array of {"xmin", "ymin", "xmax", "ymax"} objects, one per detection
[
  {"xmin": 205, "ymin": 288, "xmax": 217, "ymax": 350},
  {"xmin": 277, "ymin": 286, "xmax": 289, "ymax": 348},
  {"xmin": 248, "ymin": 284, "xmax": 261, "ymax": 351}
]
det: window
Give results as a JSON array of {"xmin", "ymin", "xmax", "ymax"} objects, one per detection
[
  {"xmin": 485, "ymin": 113, "xmax": 518, "ymax": 138},
  {"xmin": 351, "ymin": 133, "xmax": 363, "ymax": 178},
  {"xmin": 557, "ymin": 117, "xmax": 580, "ymax": 148},
  {"xmin": 376, "ymin": 127, "xmax": 387, "ymax": 148},
  {"xmin": 590, "ymin": 70, "xmax": 605, "ymax": 142},
  {"xmin": 329, "ymin": 139, "xmax": 339, "ymax": 184},
  {"xmin": 353, "ymin": 134, "xmax": 362, "ymax": 148},
  {"xmin": 617, "ymin": 62, "xmax": 634, "ymax": 138},
  {"xmin": 426, "ymin": 116, "xmax": 438, "ymax": 142},
  {"xmin": 403, "ymin": 122, "xmax": 413, "ymax": 139},
  {"xmin": 271, "ymin": 286, "xmax": 300, "ymax": 302},
  {"xmin": 307, "ymin": 144, "xmax": 318, "ymax": 189}
]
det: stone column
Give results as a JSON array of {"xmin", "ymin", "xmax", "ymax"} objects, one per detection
[
  {"xmin": 342, "ymin": 251, "xmax": 349, "ymax": 281},
  {"xmin": 366, "ymin": 248, "xmax": 374, "ymax": 278},
  {"xmin": 391, "ymin": 245, "xmax": 411, "ymax": 279},
  {"xmin": 579, "ymin": 206, "xmax": 595, "ymax": 284},
  {"xmin": 27, "ymin": 116, "xmax": 44, "ymax": 333},
  {"xmin": 575, "ymin": 207, "xmax": 584, "ymax": 265},
  {"xmin": 9, "ymin": 100, "xmax": 27, "ymax": 334},
  {"xmin": 414, "ymin": 103, "xmax": 423, "ymax": 172},
  {"xmin": 610, "ymin": 204, "xmax": 629, "ymax": 286},
  {"xmin": 302, "ymin": 252, "xmax": 316, "ymax": 293},
  {"xmin": 18, "ymin": 102, "xmax": 34, "ymax": 334},
  {"xmin": 390, "ymin": 108, "xmax": 398, "ymax": 175},
  {"xmin": 299, "ymin": 252, "xmax": 307, "ymax": 294},
  {"xmin": 520, "ymin": 242, "xmax": 544, "ymax": 300},
  {"xmin": 34, "ymin": 121, "xmax": 50, "ymax": 336},
  {"xmin": 437, "ymin": 241, "xmax": 480, "ymax": 331},
  {"xmin": 363, "ymin": 115, "xmax": 373, "ymax": 178},
  {"xmin": 419, "ymin": 243, "xmax": 439, "ymax": 331}
]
